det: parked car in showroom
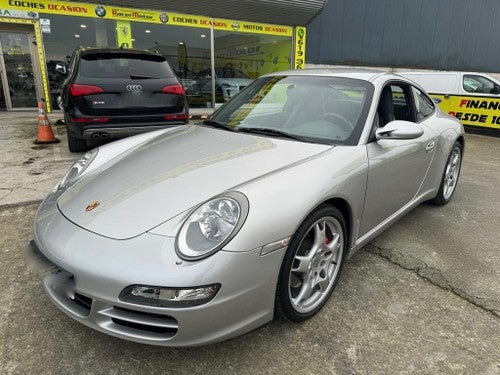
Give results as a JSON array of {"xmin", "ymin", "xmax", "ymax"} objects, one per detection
[
  {"xmin": 31, "ymin": 69, "xmax": 464, "ymax": 346},
  {"xmin": 60, "ymin": 47, "xmax": 189, "ymax": 152},
  {"xmin": 185, "ymin": 66, "xmax": 253, "ymax": 107},
  {"xmin": 201, "ymin": 66, "xmax": 253, "ymax": 102}
]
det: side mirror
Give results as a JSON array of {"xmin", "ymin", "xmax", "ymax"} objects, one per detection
[
  {"xmin": 376, "ymin": 120, "xmax": 424, "ymax": 140},
  {"xmin": 55, "ymin": 63, "xmax": 68, "ymax": 75}
]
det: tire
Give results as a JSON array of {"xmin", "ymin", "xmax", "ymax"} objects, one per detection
[
  {"xmin": 275, "ymin": 205, "xmax": 347, "ymax": 322},
  {"xmin": 430, "ymin": 141, "xmax": 462, "ymax": 206},
  {"xmin": 67, "ymin": 127, "xmax": 88, "ymax": 153}
]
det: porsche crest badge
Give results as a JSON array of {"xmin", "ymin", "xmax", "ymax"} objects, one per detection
[{"xmin": 85, "ymin": 201, "xmax": 100, "ymax": 212}]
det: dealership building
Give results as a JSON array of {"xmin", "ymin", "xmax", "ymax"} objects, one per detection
[{"xmin": 0, "ymin": 0, "xmax": 326, "ymax": 112}]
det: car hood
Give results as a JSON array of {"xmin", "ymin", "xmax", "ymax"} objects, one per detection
[{"xmin": 57, "ymin": 125, "xmax": 332, "ymax": 240}]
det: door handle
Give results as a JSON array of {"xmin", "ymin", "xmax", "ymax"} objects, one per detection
[{"xmin": 426, "ymin": 140, "xmax": 436, "ymax": 152}]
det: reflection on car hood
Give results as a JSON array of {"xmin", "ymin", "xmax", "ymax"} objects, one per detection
[{"xmin": 57, "ymin": 125, "xmax": 332, "ymax": 240}]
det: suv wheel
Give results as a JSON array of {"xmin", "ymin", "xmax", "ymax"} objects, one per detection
[{"xmin": 67, "ymin": 128, "xmax": 88, "ymax": 152}]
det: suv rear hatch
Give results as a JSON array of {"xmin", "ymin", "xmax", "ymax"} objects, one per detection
[{"xmin": 70, "ymin": 52, "xmax": 186, "ymax": 117}]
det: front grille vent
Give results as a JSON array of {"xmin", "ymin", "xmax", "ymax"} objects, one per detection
[
  {"xmin": 98, "ymin": 306, "xmax": 178, "ymax": 339},
  {"xmin": 71, "ymin": 292, "xmax": 92, "ymax": 314}
]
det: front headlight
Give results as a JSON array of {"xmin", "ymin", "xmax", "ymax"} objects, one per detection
[
  {"xmin": 57, "ymin": 148, "xmax": 98, "ymax": 191},
  {"xmin": 176, "ymin": 192, "xmax": 249, "ymax": 261}
]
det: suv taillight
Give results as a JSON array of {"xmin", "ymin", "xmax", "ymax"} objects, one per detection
[
  {"xmin": 69, "ymin": 84, "xmax": 104, "ymax": 97},
  {"xmin": 162, "ymin": 84, "xmax": 185, "ymax": 95},
  {"xmin": 163, "ymin": 114, "xmax": 189, "ymax": 120}
]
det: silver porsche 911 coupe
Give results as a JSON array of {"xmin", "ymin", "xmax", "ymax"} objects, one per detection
[{"xmin": 32, "ymin": 69, "xmax": 464, "ymax": 346}]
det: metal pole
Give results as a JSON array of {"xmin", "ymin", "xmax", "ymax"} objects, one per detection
[{"xmin": 210, "ymin": 18, "xmax": 215, "ymax": 111}]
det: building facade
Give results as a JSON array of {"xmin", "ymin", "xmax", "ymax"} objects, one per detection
[
  {"xmin": 0, "ymin": 0, "xmax": 315, "ymax": 112},
  {"xmin": 306, "ymin": 0, "xmax": 500, "ymax": 73}
]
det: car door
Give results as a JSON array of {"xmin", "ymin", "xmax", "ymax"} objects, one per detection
[{"xmin": 359, "ymin": 81, "xmax": 436, "ymax": 236}]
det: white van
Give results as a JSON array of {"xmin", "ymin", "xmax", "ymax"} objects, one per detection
[
  {"xmin": 398, "ymin": 71, "xmax": 500, "ymax": 96},
  {"xmin": 398, "ymin": 71, "xmax": 500, "ymax": 131}
]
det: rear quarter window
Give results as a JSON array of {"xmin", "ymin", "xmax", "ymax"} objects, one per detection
[
  {"xmin": 79, "ymin": 53, "xmax": 175, "ymax": 79},
  {"xmin": 412, "ymin": 87, "xmax": 435, "ymax": 122}
]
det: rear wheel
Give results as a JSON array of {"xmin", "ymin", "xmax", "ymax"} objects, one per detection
[
  {"xmin": 275, "ymin": 205, "xmax": 346, "ymax": 322},
  {"xmin": 67, "ymin": 127, "xmax": 88, "ymax": 153},
  {"xmin": 431, "ymin": 141, "xmax": 462, "ymax": 206}
]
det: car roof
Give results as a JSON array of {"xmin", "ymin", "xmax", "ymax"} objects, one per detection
[{"xmin": 262, "ymin": 68, "xmax": 386, "ymax": 82}]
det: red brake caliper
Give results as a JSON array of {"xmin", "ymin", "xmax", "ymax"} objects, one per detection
[{"xmin": 325, "ymin": 236, "xmax": 330, "ymax": 245}]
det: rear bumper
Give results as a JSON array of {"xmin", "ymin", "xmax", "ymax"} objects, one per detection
[
  {"xmin": 80, "ymin": 124, "xmax": 184, "ymax": 139},
  {"xmin": 66, "ymin": 111, "xmax": 188, "ymax": 139}
]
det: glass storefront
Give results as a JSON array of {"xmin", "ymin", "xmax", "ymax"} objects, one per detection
[
  {"xmin": 41, "ymin": 15, "xmax": 117, "ymax": 108},
  {"xmin": 211, "ymin": 31, "xmax": 291, "ymax": 106},
  {"xmin": 0, "ymin": 0, "xmax": 303, "ymax": 112},
  {"xmin": 130, "ymin": 22, "xmax": 211, "ymax": 108},
  {"xmin": 0, "ymin": 31, "xmax": 37, "ymax": 107}
]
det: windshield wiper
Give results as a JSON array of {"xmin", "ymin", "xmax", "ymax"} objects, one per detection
[
  {"xmin": 201, "ymin": 120, "xmax": 236, "ymax": 132},
  {"xmin": 237, "ymin": 127, "xmax": 305, "ymax": 141}
]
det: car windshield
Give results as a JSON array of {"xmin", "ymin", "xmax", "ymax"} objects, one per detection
[
  {"xmin": 209, "ymin": 75, "xmax": 374, "ymax": 145},
  {"xmin": 79, "ymin": 53, "xmax": 175, "ymax": 79}
]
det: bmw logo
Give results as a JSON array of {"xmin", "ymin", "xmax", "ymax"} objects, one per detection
[
  {"xmin": 160, "ymin": 12, "xmax": 169, "ymax": 23},
  {"xmin": 95, "ymin": 6, "xmax": 106, "ymax": 17},
  {"xmin": 231, "ymin": 22, "xmax": 240, "ymax": 31}
]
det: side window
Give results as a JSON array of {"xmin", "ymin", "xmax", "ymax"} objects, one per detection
[
  {"xmin": 412, "ymin": 87, "xmax": 435, "ymax": 122},
  {"xmin": 391, "ymin": 86, "xmax": 411, "ymax": 121},
  {"xmin": 377, "ymin": 84, "xmax": 411, "ymax": 127},
  {"xmin": 463, "ymin": 74, "xmax": 498, "ymax": 94}
]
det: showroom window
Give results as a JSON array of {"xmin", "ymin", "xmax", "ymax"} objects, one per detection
[
  {"xmin": 212, "ymin": 30, "xmax": 292, "ymax": 106},
  {"xmin": 130, "ymin": 22, "xmax": 211, "ymax": 108},
  {"xmin": 40, "ymin": 15, "xmax": 116, "ymax": 108},
  {"xmin": 39, "ymin": 12, "xmax": 294, "ymax": 110}
]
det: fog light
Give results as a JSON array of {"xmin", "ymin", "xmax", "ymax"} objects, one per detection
[{"xmin": 119, "ymin": 284, "xmax": 220, "ymax": 307}]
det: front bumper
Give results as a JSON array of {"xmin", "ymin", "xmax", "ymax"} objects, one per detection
[{"xmin": 32, "ymin": 193, "xmax": 286, "ymax": 346}]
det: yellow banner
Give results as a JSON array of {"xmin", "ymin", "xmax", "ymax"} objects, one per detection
[
  {"xmin": 431, "ymin": 94, "xmax": 500, "ymax": 129},
  {"xmin": 116, "ymin": 20, "xmax": 132, "ymax": 48},
  {"xmin": 294, "ymin": 27, "xmax": 306, "ymax": 69},
  {"xmin": 1, "ymin": 0, "xmax": 293, "ymax": 36},
  {"xmin": 211, "ymin": 17, "xmax": 292, "ymax": 36}
]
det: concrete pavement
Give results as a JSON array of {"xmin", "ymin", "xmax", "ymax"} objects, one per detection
[
  {"xmin": 368, "ymin": 134, "xmax": 500, "ymax": 317},
  {"xmin": 0, "ymin": 111, "xmax": 78, "ymax": 206},
  {"xmin": 0, "ymin": 110, "xmax": 499, "ymax": 374}
]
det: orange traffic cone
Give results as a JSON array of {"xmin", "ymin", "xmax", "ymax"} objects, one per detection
[{"xmin": 34, "ymin": 99, "xmax": 60, "ymax": 144}]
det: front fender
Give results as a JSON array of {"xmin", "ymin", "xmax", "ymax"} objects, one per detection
[{"xmin": 225, "ymin": 145, "xmax": 368, "ymax": 252}]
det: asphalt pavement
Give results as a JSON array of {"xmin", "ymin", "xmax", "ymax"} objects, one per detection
[{"xmin": 0, "ymin": 110, "xmax": 498, "ymax": 375}]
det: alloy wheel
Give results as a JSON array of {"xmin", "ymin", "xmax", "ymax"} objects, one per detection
[{"xmin": 288, "ymin": 216, "xmax": 344, "ymax": 314}]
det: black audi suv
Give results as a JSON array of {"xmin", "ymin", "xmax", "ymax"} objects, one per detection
[{"xmin": 60, "ymin": 48, "xmax": 189, "ymax": 152}]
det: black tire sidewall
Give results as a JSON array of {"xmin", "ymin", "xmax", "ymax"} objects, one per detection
[
  {"xmin": 275, "ymin": 205, "xmax": 347, "ymax": 322},
  {"xmin": 432, "ymin": 141, "xmax": 462, "ymax": 205},
  {"xmin": 66, "ymin": 127, "xmax": 88, "ymax": 152}
]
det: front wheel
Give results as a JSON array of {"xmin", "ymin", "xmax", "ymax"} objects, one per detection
[
  {"xmin": 275, "ymin": 205, "xmax": 346, "ymax": 322},
  {"xmin": 430, "ymin": 141, "xmax": 462, "ymax": 206}
]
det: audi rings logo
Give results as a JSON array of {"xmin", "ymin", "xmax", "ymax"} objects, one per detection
[{"xmin": 126, "ymin": 84, "xmax": 142, "ymax": 92}]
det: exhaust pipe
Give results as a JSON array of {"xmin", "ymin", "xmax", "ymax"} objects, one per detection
[{"xmin": 91, "ymin": 132, "xmax": 109, "ymax": 140}]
